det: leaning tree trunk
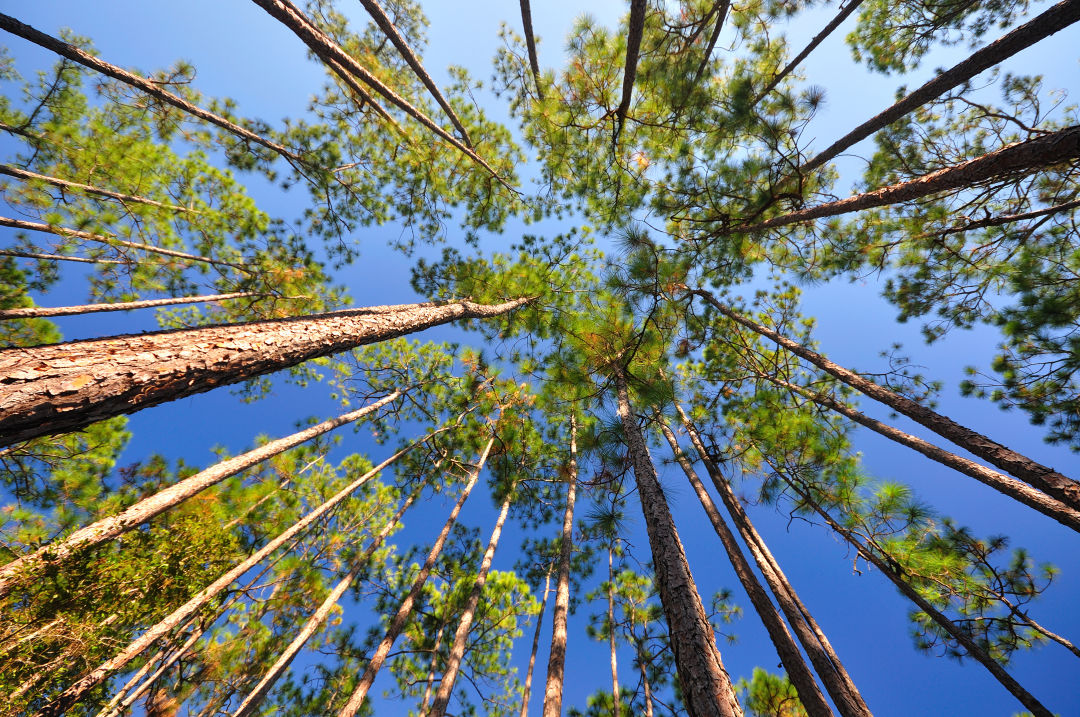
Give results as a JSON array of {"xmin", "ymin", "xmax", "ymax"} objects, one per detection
[
  {"xmin": 419, "ymin": 622, "xmax": 447, "ymax": 715},
  {"xmin": 518, "ymin": 0, "xmax": 543, "ymax": 97},
  {"xmin": 675, "ymin": 404, "xmax": 872, "ymax": 717},
  {"xmin": 0, "ymin": 12, "xmax": 306, "ymax": 165},
  {"xmin": 519, "ymin": 571, "xmax": 551, "ymax": 717},
  {"xmin": 0, "ymin": 297, "xmax": 526, "ymax": 446},
  {"xmin": 230, "ymin": 482, "xmax": 423, "ymax": 717},
  {"xmin": 656, "ymin": 415, "xmax": 833, "ymax": 717},
  {"xmin": 614, "ymin": 0, "xmax": 647, "ymax": 144},
  {"xmin": 0, "ymin": 292, "xmax": 263, "ymax": 320},
  {"xmin": 692, "ymin": 288, "xmax": 1080, "ymax": 510},
  {"xmin": 0, "ymin": 391, "xmax": 403, "ymax": 598},
  {"xmin": 356, "ymin": 0, "xmax": 472, "ymax": 146},
  {"xmin": 759, "ymin": 373, "xmax": 1080, "ymax": 532},
  {"xmin": 801, "ymin": 0, "xmax": 1080, "ymax": 172},
  {"xmin": 428, "ymin": 488, "xmax": 515, "ymax": 717},
  {"xmin": 613, "ymin": 367, "xmax": 742, "ymax": 717},
  {"xmin": 735, "ymin": 124, "xmax": 1080, "ymax": 234},
  {"xmin": 778, "ymin": 468, "xmax": 1054, "ymax": 717},
  {"xmin": 336, "ymin": 437, "xmax": 494, "ymax": 717},
  {"xmin": 541, "ymin": 412, "xmax": 579, "ymax": 717},
  {"xmin": 34, "ymin": 441, "xmax": 418, "ymax": 717}
]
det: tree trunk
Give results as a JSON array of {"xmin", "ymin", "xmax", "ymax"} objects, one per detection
[
  {"xmin": 0, "ymin": 215, "xmax": 248, "ymax": 271},
  {"xmin": 419, "ymin": 622, "xmax": 447, "ymax": 715},
  {"xmin": 779, "ymin": 469, "xmax": 1054, "ymax": 717},
  {"xmin": 428, "ymin": 488, "xmax": 515, "ymax": 717},
  {"xmin": 752, "ymin": 0, "xmax": 864, "ymax": 103},
  {"xmin": 518, "ymin": 0, "xmax": 543, "ymax": 97},
  {"xmin": 249, "ymin": 0, "xmax": 510, "ymax": 188},
  {"xmin": 656, "ymin": 415, "xmax": 833, "ymax": 717},
  {"xmin": 761, "ymin": 373, "xmax": 1080, "ymax": 532},
  {"xmin": 336, "ymin": 437, "xmax": 493, "ymax": 717},
  {"xmin": 230, "ymin": 482, "xmax": 423, "ymax": 717},
  {"xmin": 735, "ymin": 124, "xmax": 1080, "ymax": 234},
  {"xmin": 675, "ymin": 404, "xmax": 872, "ymax": 717},
  {"xmin": 0, "ymin": 163, "xmax": 194, "ymax": 213},
  {"xmin": 0, "ymin": 391, "xmax": 402, "ymax": 597},
  {"xmin": 0, "ymin": 12, "xmax": 306, "ymax": 165},
  {"xmin": 692, "ymin": 289, "xmax": 1080, "ymax": 510},
  {"xmin": 0, "ymin": 297, "xmax": 527, "ymax": 446},
  {"xmin": 101, "ymin": 622, "xmax": 207, "ymax": 717},
  {"xmin": 356, "ymin": 0, "xmax": 473, "ymax": 146},
  {"xmin": 613, "ymin": 367, "xmax": 743, "ymax": 717},
  {"xmin": 636, "ymin": 635, "xmax": 654, "ymax": 717},
  {"xmin": 608, "ymin": 545, "xmax": 621, "ymax": 717},
  {"xmin": 519, "ymin": 571, "xmax": 550, "ymax": 717},
  {"xmin": 688, "ymin": 1, "xmax": 730, "ymax": 89},
  {"xmin": 541, "ymin": 412, "xmax": 578, "ymax": 717},
  {"xmin": 0, "ymin": 292, "xmax": 262, "ymax": 320},
  {"xmin": 34, "ymin": 441, "xmax": 418, "ymax": 717},
  {"xmin": 802, "ymin": 0, "xmax": 1080, "ymax": 172},
  {"xmin": 614, "ymin": 0, "xmax": 647, "ymax": 144}
]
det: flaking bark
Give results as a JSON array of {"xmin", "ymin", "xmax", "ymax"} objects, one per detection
[{"xmin": 0, "ymin": 297, "xmax": 527, "ymax": 446}]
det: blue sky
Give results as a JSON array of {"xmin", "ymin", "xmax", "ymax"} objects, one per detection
[{"xmin": 2, "ymin": 1, "xmax": 1078, "ymax": 715}]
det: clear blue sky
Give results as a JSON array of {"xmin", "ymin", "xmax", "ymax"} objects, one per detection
[{"xmin": 2, "ymin": 1, "xmax": 1078, "ymax": 715}]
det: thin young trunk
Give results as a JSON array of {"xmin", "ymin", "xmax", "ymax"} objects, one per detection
[
  {"xmin": 780, "ymin": 470, "xmax": 1054, "ymax": 717},
  {"xmin": 687, "ymin": 0, "xmax": 730, "ymax": 89},
  {"xmin": 518, "ymin": 0, "xmax": 543, "ymax": 97},
  {"xmin": 0, "ymin": 391, "xmax": 402, "ymax": 597},
  {"xmin": 735, "ymin": 124, "xmax": 1080, "ymax": 234},
  {"xmin": 656, "ymin": 416, "xmax": 833, "ymax": 717},
  {"xmin": 249, "ymin": 0, "xmax": 511, "ymax": 189},
  {"xmin": 636, "ymin": 635, "xmax": 654, "ymax": 717},
  {"xmin": 1007, "ymin": 607, "xmax": 1080, "ymax": 660},
  {"xmin": 519, "ymin": 571, "xmax": 550, "ymax": 717},
  {"xmin": 336, "ymin": 437, "xmax": 494, "ymax": 717},
  {"xmin": 323, "ymin": 55, "xmax": 405, "ymax": 136},
  {"xmin": 101, "ymin": 623, "xmax": 207, "ymax": 717},
  {"xmin": 802, "ymin": 0, "xmax": 1080, "ymax": 173},
  {"xmin": 752, "ymin": 0, "xmax": 865, "ymax": 102},
  {"xmin": 0, "ymin": 296, "xmax": 527, "ymax": 446},
  {"xmin": 692, "ymin": 288, "xmax": 1080, "ymax": 510},
  {"xmin": 0, "ymin": 292, "xmax": 262, "ymax": 320},
  {"xmin": 761, "ymin": 373, "xmax": 1080, "ymax": 532},
  {"xmin": 613, "ymin": 368, "xmax": 742, "ymax": 717},
  {"xmin": 356, "ymin": 0, "xmax": 473, "ymax": 146},
  {"xmin": 541, "ymin": 412, "xmax": 578, "ymax": 717},
  {"xmin": 928, "ymin": 197, "xmax": 1080, "ymax": 238},
  {"xmin": 608, "ymin": 545, "xmax": 621, "ymax": 717},
  {"xmin": 230, "ymin": 483, "xmax": 423, "ymax": 717},
  {"xmin": 614, "ymin": 0, "xmax": 647, "ymax": 144},
  {"xmin": 428, "ymin": 488, "xmax": 515, "ymax": 717},
  {"xmin": 0, "ymin": 163, "xmax": 194, "ymax": 213},
  {"xmin": 0, "ymin": 13, "xmax": 306, "ymax": 165},
  {"xmin": 34, "ymin": 441, "xmax": 419, "ymax": 717},
  {"xmin": 419, "ymin": 622, "xmax": 447, "ymax": 715},
  {"xmin": 0, "ymin": 248, "xmax": 127, "ymax": 265},
  {"xmin": 0, "ymin": 215, "xmax": 248, "ymax": 271},
  {"xmin": 675, "ymin": 404, "xmax": 872, "ymax": 717}
]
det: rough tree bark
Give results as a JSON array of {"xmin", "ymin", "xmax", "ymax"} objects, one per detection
[
  {"xmin": 336, "ymin": 437, "xmax": 494, "ymax": 717},
  {"xmin": 801, "ymin": 0, "xmax": 1080, "ymax": 172},
  {"xmin": 656, "ymin": 415, "xmax": 834, "ymax": 717},
  {"xmin": 35, "ymin": 440, "xmax": 419, "ymax": 717},
  {"xmin": 541, "ymin": 412, "xmax": 578, "ymax": 717},
  {"xmin": 675, "ymin": 404, "xmax": 872, "ymax": 717},
  {"xmin": 0, "ymin": 391, "xmax": 402, "ymax": 597},
  {"xmin": 0, "ymin": 297, "xmax": 527, "ymax": 446},
  {"xmin": 735, "ymin": 124, "xmax": 1080, "ymax": 234},
  {"xmin": 614, "ymin": 367, "xmax": 742, "ymax": 717},
  {"xmin": 428, "ymin": 487, "xmax": 515, "ymax": 717},
  {"xmin": 692, "ymin": 288, "xmax": 1080, "ymax": 510}
]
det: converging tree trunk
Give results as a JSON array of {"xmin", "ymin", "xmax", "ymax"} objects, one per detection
[
  {"xmin": 35, "ymin": 440, "xmax": 419, "ymax": 717},
  {"xmin": 520, "ymin": 571, "xmax": 550, "ymax": 717},
  {"xmin": 428, "ymin": 487, "xmax": 515, "ymax": 717},
  {"xmin": 801, "ymin": 0, "xmax": 1080, "ymax": 172},
  {"xmin": 613, "ymin": 367, "xmax": 743, "ymax": 717},
  {"xmin": 735, "ymin": 125, "xmax": 1080, "ymax": 234},
  {"xmin": 336, "ymin": 437, "xmax": 494, "ymax": 717},
  {"xmin": 675, "ymin": 404, "xmax": 872, "ymax": 717},
  {"xmin": 541, "ymin": 412, "xmax": 578, "ymax": 717},
  {"xmin": 230, "ymin": 482, "xmax": 423, "ymax": 717},
  {"xmin": 0, "ymin": 391, "xmax": 403, "ymax": 597},
  {"xmin": 518, "ymin": 0, "xmax": 542, "ymax": 96},
  {"xmin": 0, "ymin": 297, "xmax": 526, "ymax": 446},
  {"xmin": 0, "ymin": 292, "xmax": 262, "ymax": 320},
  {"xmin": 608, "ymin": 531, "xmax": 621, "ymax": 717},
  {"xmin": 692, "ymin": 289, "xmax": 1080, "ymax": 510},
  {"xmin": 656, "ymin": 415, "xmax": 834, "ymax": 717}
]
